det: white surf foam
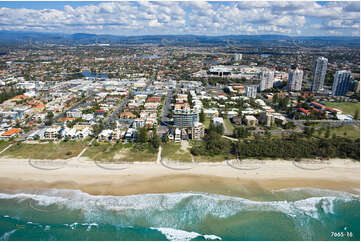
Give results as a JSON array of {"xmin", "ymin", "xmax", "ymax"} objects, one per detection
[
  {"xmin": 0, "ymin": 189, "xmax": 356, "ymax": 226},
  {"xmin": 271, "ymin": 187, "xmax": 360, "ymax": 199},
  {"xmin": 0, "ymin": 229, "xmax": 17, "ymax": 241},
  {"xmin": 150, "ymin": 227, "xmax": 221, "ymax": 241}
]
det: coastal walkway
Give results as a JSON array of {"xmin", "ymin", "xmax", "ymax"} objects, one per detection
[
  {"xmin": 0, "ymin": 144, "xmax": 13, "ymax": 154},
  {"xmin": 76, "ymin": 138, "xmax": 95, "ymax": 160},
  {"xmin": 156, "ymin": 146, "xmax": 162, "ymax": 164}
]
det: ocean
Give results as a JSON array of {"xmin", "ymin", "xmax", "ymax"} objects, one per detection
[{"xmin": 0, "ymin": 188, "xmax": 359, "ymax": 241}]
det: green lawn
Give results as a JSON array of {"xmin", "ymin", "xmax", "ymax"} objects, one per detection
[
  {"xmin": 313, "ymin": 125, "xmax": 360, "ymax": 139},
  {"xmin": 84, "ymin": 142, "xmax": 157, "ymax": 162},
  {"xmin": 0, "ymin": 140, "xmax": 11, "ymax": 151},
  {"xmin": 83, "ymin": 142, "xmax": 121, "ymax": 161},
  {"xmin": 223, "ymin": 118, "xmax": 235, "ymax": 132},
  {"xmin": 161, "ymin": 143, "xmax": 192, "ymax": 162},
  {"xmin": 324, "ymin": 102, "xmax": 360, "ymax": 118},
  {"xmin": 1, "ymin": 141, "xmax": 86, "ymax": 159}
]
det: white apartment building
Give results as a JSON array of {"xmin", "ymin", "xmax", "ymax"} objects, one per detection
[
  {"xmin": 259, "ymin": 70, "xmax": 274, "ymax": 91},
  {"xmin": 287, "ymin": 68, "xmax": 304, "ymax": 91},
  {"xmin": 312, "ymin": 56, "xmax": 328, "ymax": 93},
  {"xmin": 245, "ymin": 85, "xmax": 258, "ymax": 98},
  {"xmin": 332, "ymin": 70, "xmax": 352, "ymax": 96}
]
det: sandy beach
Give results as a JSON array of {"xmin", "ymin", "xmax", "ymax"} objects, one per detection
[{"xmin": 0, "ymin": 157, "xmax": 359, "ymax": 197}]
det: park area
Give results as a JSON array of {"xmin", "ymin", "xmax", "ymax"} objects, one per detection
[{"xmin": 325, "ymin": 102, "xmax": 360, "ymax": 118}]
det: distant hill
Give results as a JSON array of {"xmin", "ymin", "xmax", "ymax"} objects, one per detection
[{"xmin": 0, "ymin": 31, "xmax": 358, "ymax": 48}]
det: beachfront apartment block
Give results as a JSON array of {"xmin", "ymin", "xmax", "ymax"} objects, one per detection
[
  {"xmin": 43, "ymin": 126, "xmax": 61, "ymax": 140},
  {"xmin": 174, "ymin": 110, "xmax": 199, "ymax": 128}
]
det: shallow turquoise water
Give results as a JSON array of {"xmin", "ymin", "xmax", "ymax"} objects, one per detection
[{"xmin": 0, "ymin": 188, "xmax": 359, "ymax": 241}]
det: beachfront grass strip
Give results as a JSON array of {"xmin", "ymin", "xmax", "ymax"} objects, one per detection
[
  {"xmin": 84, "ymin": 142, "xmax": 157, "ymax": 162},
  {"xmin": 0, "ymin": 140, "xmax": 11, "ymax": 151},
  {"xmin": 1, "ymin": 141, "xmax": 86, "ymax": 159},
  {"xmin": 161, "ymin": 143, "xmax": 192, "ymax": 162},
  {"xmin": 119, "ymin": 143, "xmax": 158, "ymax": 162},
  {"xmin": 324, "ymin": 102, "xmax": 360, "ymax": 118},
  {"xmin": 83, "ymin": 142, "xmax": 118, "ymax": 161}
]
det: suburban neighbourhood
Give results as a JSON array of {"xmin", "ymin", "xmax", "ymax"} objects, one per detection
[{"xmin": 0, "ymin": 43, "xmax": 359, "ymax": 162}]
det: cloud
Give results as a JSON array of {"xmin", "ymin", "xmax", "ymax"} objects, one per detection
[{"xmin": 0, "ymin": 1, "xmax": 358, "ymax": 36}]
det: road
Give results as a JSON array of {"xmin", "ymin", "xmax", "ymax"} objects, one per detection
[
  {"xmin": 105, "ymin": 95, "xmax": 130, "ymax": 128},
  {"xmin": 160, "ymin": 89, "xmax": 173, "ymax": 127}
]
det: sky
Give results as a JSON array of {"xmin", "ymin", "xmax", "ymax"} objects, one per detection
[{"xmin": 0, "ymin": 1, "xmax": 359, "ymax": 36}]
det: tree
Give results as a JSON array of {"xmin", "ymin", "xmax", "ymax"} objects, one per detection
[
  {"xmin": 303, "ymin": 127, "xmax": 310, "ymax": 138},
  {"xmin": 272, "ymin": 94, "xmax": 279, "ymax": 105},
  {"xmin": 162, "ymin": 134, "xmax": 169, "ymax": 143},
  {"xmin": 264, "ymin": 129, "xmax": 272, "ymax": 139},
  {"xmin": 150, "ymin": 126, "xmax": 161, "ymax": 149},
  {"xmin": 136, "ymin": 127, "xmax": 148, "ymax": 143},
  {"xmin": 208, "ymin": 122, "xmax": 224, "ymax": 135},
  {"xmin": 45, "ymin": 111, "xmax": 54, "ymax": 126},
  {"xmin": 354, "ymin": 109, "xmax": 359, "ymax": 120},
  {"xmin": 324, "ymin": 127, "xmax": 331, "ymax": 139},
  {"xmin": 199, "ymin": 109, "xmax": 205, "ymax": 123},
  {"xmin": 233, "ymin": 127, "xmax": 250, "ymax": 139},
  {"xmin": 310, "ymin": 127, "xmax": 315, "ymax": 136},
  {"xmin": 15, "ymin": 120, "xmax": 21, "ymax": 128}
]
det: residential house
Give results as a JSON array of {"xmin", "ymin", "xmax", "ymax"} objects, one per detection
[
  {"xmin": 119, "ymin": 112, "xmax": 137, "ymax": 119},
  {"xmin": 0, "ymin": 128, "xmax": 22, "ymax": 140}
]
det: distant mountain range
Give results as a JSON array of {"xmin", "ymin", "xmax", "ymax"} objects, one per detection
[{"xmin": 0, "ymin": 30, "xmax": 359, "ymax": 48}]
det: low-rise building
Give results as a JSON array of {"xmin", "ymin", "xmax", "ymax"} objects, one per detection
[
  {"xmin": 43, "ymin": 126, "xmax": 61, "ymax": 140},
  {"xmin": 243, "ymin": 115, "xmax": 258, "ymax": 127},
  {"xmin": 0, "ymin": 128, "xmax": 22, "ymax": 140},
  {"xmin": 67, "ymin": 109, "xmax": 82, "ymax": 118}
]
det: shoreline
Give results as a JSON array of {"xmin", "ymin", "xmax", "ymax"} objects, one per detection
[{"xmin": 0, "ymin": 158, "xmax": 359, "ymax": 197}]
